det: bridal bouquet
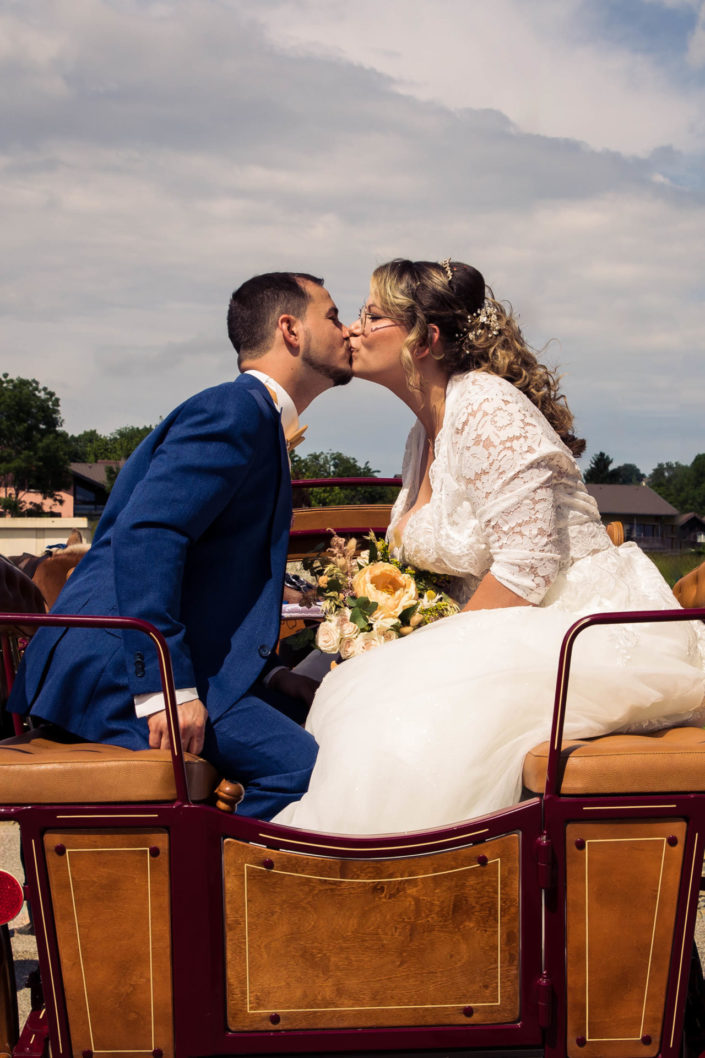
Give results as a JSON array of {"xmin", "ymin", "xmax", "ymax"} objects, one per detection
[{"xmin": 302, "ymin": 532, "xmax": 459, "ymax": 658}]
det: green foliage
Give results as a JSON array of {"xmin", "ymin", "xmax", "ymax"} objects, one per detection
[
  {"xmin": 68, "ymin": 423, "xmax": 153, "ymax": 494},
  {"xmin": 613, "ymin": 462, "xmax": 645, "ymax": 484},
  {"xmin": 290, "ymin": 450, "xmax": 399, "ymax": 506},
  {"xmin": 645, "ymin": 550, "xmax": 705, "ymax": 588},
  {"xmin": 649, "ymin": 455, "xmax": 705, "ymax": 516},
  {"xmin": 69, "ymin": 424, "xmax": 153, "ymax": 462},
  {"xmin": 584, "ymin": 451, "xmax": 619, "ymax": 483},
  {"xmin": 348, "ymin": 595, "xmax": 378, "ymax": 629},
  {"xmin": 0, "ymin": 374, "xmax": 71, "ymax": 512},
  {"xmin": 585, "ymin": 452, "xmax": 645, "ymax": 485},
  {"xmin": 0, "ymin": 496, "xmax": 23, "ymax": 517}
]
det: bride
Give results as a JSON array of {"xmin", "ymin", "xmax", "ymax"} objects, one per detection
[{"xmin": 273, "ymin": 258, "xmax": 705, "ymax": 834}]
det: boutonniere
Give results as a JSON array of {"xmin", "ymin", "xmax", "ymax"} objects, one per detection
[{"xmin": 285, "ymin": 423, "xmax": 307, "ymax": 453}]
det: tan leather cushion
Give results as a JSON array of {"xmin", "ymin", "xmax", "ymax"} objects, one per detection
[
  {"xmin": 523, "ymin": 725, "xmax": 705, "ymax": 795},
  {"xmin": 0, "ymin": 730, "xmax": 218, "ymax": 803}
]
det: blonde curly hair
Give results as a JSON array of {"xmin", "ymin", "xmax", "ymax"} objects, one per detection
[{"xmin": 371, "ymin": 259, "xmax": 585, "ymax": 457}]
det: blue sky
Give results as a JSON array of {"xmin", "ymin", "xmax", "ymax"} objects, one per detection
[{"xmin": 1, "ymin": 0, "xmax": 704, "ymax": 476}]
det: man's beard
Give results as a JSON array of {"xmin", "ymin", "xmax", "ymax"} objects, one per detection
[{"xmin": 302, "ymin": 348, "xmax": 353, "ymax": 387}]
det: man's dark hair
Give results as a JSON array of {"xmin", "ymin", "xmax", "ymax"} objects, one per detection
[{"xmin": 228, "ymin": 272, "xmax": 324, "ymax": 364}]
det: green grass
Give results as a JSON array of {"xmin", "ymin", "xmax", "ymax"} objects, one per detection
[{"xmin": 645, "ymin": 551, "xmax": 705, "ymax": 588}]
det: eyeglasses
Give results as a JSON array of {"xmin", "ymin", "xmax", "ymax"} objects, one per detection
[{"xmin": 358, "ymin": 305, "xmax": 402, "ymax": 335}]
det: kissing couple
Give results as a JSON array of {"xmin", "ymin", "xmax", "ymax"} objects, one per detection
[{"xmin": 11, "ymin": 262, "xmax": 705, "ymax": 835}]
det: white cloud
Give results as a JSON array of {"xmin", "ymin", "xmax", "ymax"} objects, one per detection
[
  {"xmin": 241, "ymin": 0, "xmax": 705, "ymax": 156},
  {"xmin": 688, "ymin": 1, "xmax": 705, "ymax": 63},
  {"xmin": 0, "ymin": 0, "xmax": 702, "ymax": 479}
]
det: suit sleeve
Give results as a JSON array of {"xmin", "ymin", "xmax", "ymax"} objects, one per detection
[{"xmin": 112, "ymin": 386, "xmax": 276, "ymax": 697}]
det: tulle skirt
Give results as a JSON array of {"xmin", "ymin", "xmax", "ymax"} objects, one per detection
[{"xmin": 273, "ymin": 545, "xmax": 705, "ymax": 834}]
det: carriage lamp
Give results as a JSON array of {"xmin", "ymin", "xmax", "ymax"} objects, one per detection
[{"xmin": 0, "ymin": 868, "xmax": 24, "ymax": 925}]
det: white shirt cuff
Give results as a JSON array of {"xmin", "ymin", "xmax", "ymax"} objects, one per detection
[{"xmin": 134, "ymin": 687, "xmax": 199, "ymax": 718}]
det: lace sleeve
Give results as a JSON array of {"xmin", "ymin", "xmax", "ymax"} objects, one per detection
[{"xmin": 452, "ymin": 375, "xmax": 574, "ymax": 604}]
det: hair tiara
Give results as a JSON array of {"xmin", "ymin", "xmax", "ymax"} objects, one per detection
[
  {"xmin": 440, "ymin": 258, "xmax": 500, "ymax": 345},
  {"xmin": 439, "ymin": 258, "xmax": 453, "ymax": 282}
]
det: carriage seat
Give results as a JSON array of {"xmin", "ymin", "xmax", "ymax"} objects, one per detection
[
  {"xmin": 0, "ymin": 727, "xmax": 219, "ymax": 804},
  {"xmin": 523, "ymin": 725, "xmax": 705, "ymax": 795}
]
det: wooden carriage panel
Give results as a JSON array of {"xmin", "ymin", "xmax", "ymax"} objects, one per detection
[
  {"xmin": 224, "ymin": 832, "xmax": 520, "ymax": 1031},
  {"xmin": 565, "ymin": 819, "xmax": 686, "ymax": 1058},
  {"xmin": 44, "ymin": 829, "xmax": 173, "ymax": 1058}
]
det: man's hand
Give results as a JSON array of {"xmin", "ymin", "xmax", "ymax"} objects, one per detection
[
  {"xmin": 147, "ymin": 698, "xmax": 208, "ymax": 755},
  {"xmin": 267, "ymin": 668, "xmax": 318, "ymax": 708}
]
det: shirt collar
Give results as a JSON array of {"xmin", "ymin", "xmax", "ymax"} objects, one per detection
[{"xmin": 244, "ymin": 370, "xmax": 298, "ymax": 436}]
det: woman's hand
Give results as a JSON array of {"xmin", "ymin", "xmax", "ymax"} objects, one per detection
[{"xmin": 463, "ymin": 572, "xmax": 532, "ymax": 612}]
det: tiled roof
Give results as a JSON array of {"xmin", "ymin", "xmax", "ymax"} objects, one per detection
[
  {"xmin": 70, "ymin": 461, "xmax": 125, "ymax": 487},
  {"xmin": 586, "ymin": 484, "xmax": 678, "ymax": 516},
  {"xmin": 674, "ymin": 511, "xmax": 705, "ymax": 527}
]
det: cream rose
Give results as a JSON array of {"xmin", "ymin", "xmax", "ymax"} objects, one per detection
[
  {"xmin": 338, "ymin": 619, "xmax": 360, "ymax": 638},
  {"xmin": 352, "ymin": 562, "xmax": 418, "ymax": 620},
  {"xmin": 339, "ymin": 633, "xmax": 360, "ymax": 660},
  {"xmin": 370, "ymin": 611, "xmax": 399, "ymax": 633},
  {"xmin": 316, "ymin": 621, "xmax": 342, "ymax": 654},
  {"xmin": 350, "ymin": 630, "xmax": 385, "ymax": 655}
]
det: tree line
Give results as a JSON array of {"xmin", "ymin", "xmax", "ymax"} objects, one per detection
[
  {"xmin": 584, "ymin": 451, "xmax": 705, "ymax": 515},
  {"xmin": 1, "ymin": 373, "xmax": 703, "ymax": 515},
  {"xmin": 0, "ymin": 374, "xmax": 154, "ymax": 515},
  {"xmin": 0, "ymin": 373, "xmax": 396, "ymax": 515}
]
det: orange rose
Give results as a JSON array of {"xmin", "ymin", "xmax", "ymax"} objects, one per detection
[{"xmin": 352, "ymin": 562, "xmax": 417, "ymax": 620}]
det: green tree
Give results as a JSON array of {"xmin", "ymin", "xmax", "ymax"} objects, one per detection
[
  {"xmin": 69, "ymin": 423, "xmax": 153, "ymax": 494},
  {"xmin": 290, "ymin": 450, "xmax": 400, "ymax": 506},
  {"xmin": 613, "ymin": 462, "xmax": 645, "ymax": 484},
  {"xmin": 584, "ymin": 451, "xmax": 620, "ymax": 484},
  {"xmin": 69, "ymin": 424, "xmax": 153, "ymax": 462},
  {"xmin": 0, "ymin": 374, "xmax": 71, "ymax": 515},
  {"xmin": 649, "ymin": 461, "xmax": 691, "ymax": 510}
]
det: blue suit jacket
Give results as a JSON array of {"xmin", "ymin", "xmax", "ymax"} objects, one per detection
[{"xmin": 10, "ymin": 373, "xmax": 291, "ymax": 747}]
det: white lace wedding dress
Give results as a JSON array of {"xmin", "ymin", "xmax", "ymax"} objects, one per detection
[{"xmin": 274, "ymin": 372, "xmax": 705, "ymax": 834}]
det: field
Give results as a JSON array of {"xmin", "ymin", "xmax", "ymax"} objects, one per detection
[{"xmin": 646, "ymin": 551, "xmax": 705, "ymax": 587}]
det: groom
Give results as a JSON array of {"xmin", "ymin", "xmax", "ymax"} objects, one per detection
[{"xmin": 9, "ymin": 271, "xmax": 352, "ymax": 819}]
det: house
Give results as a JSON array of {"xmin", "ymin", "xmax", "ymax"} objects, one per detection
[
  {"xmin": 70, "ymin": 462, "xmax": 124, "ymax": 517},
  {"xmin": 674, "ymin": 512, "xmax": 705, "ymax": 549},
  {"xmin": 586, "ymin": 484, "xmax": 681, "ymax": 550},
  {"xmin": 1, "ymin": 462, "xmax": 124, "ymax": 520}
]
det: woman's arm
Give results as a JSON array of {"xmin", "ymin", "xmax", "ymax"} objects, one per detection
[
  {"xmin": 454, "ymin": 375, "xmax": 572, "ymax": 606},
  {"xmin": 463, "ymin": 571, "xmax": 533, "ymax": 612}
]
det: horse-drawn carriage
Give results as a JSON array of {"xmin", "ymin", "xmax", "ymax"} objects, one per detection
[{"xmin": 1, "ymin": 496, "xmax": 705, "ymax": 1058}]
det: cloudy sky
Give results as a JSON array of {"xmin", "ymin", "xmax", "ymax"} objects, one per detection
[{"xmin": 2, "ymin": 0, "xmax": 704, "ymax": 476}]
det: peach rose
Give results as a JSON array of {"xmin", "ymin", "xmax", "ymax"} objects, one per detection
[{"xmin": 352, "ymin": 562, "xmax": 418, "ymax": 620}]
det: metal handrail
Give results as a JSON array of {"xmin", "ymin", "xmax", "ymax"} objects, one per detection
[
  {"xmin": 545, "ymin": 605, "xmax": 705, "ymax": 798},
  {"xmin": 0, "ymin": 612, "xmax": 189, "ymax": 803},
  {"xmin": 291, "ymin": 476, "xmax": 401, "ymax": 488}
]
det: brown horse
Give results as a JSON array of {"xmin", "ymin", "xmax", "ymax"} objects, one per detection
[{"xmin": 8, "ymin": 530, "xmax": 89, "ymax": 611}]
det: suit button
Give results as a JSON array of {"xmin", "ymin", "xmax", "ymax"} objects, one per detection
[{"xmin": 258, "ymin": 644, "xmax": 271, "ymax": 658}]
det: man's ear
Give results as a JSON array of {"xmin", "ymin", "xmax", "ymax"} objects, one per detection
[
  {"xmin": 414, "ymin": 323, "xmax": 440, "ymax": 359},
  {"xmin": 278, "ymin": 313, "xmax": 301, "ymax": 351}
]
